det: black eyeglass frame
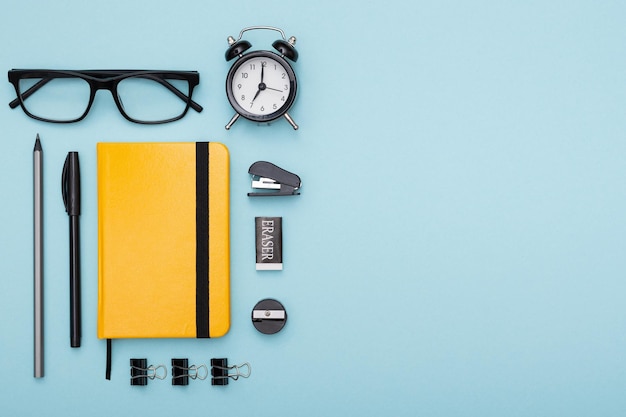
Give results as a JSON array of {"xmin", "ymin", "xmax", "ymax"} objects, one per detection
[{"xmin": 8, "ymin": 69, "xmax": 203, "ymax": 124}]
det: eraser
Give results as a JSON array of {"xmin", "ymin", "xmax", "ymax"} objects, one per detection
[{"xmin": 255, "ymin": 217, "xmax": 283, "ymax": 270}]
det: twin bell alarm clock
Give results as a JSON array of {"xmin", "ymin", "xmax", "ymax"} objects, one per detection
[{"xmin": 224, "ymin": 26, "xmax": 299, "ymax": 130}]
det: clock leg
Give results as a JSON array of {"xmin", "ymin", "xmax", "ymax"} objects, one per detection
[
  {"xmin": 225, "ymin": 113, "xmax": 240, "ymax": 130},
  {"xmin": 283, "ymin": 113, "xmax": 298, "ymax": 130}
]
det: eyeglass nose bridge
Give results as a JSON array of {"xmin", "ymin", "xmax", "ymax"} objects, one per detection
[
  {"xmin": 89, "ymin": 79, "xmax": 122, "ymax": 102},
  {"xmin": 87, "ymin": 79, "xmax": 129, "ymax": 117}
]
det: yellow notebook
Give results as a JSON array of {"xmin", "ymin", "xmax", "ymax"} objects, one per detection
[{"xmin": 97, "ymin": 142, "xmax": 230, "ymax": 339}]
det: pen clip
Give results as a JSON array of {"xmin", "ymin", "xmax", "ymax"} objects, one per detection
[
  {"xmin": 62, "ymin": 154, "xmax": 69, "ymax": 213},
  {"xmin": 61, "ymin": 152, "xmax": 80, "ymax": 215}
]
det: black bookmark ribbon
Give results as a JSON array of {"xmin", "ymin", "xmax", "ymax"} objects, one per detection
[{"xmin": 195, "ymin": 142, "xmax": 210, "ymax": 338}]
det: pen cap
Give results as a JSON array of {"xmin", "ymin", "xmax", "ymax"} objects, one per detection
[{"xmin": 62, "ymin": 152, "xmax": 81, "ymax": 215}]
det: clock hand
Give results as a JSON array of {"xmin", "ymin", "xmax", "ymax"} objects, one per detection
[
  {"xmin": 260, "ymin": 64, "xmax": 265, "ymax": 83},
  {"xmin": 251, "ymin": 88, "xmax": 261, "ymax": 103},
  {"xmin": 265, "ymin": 86, "xmax": 283, "ymax": 93}
]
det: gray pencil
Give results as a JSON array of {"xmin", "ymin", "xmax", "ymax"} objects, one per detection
[{"xmin": 34, "ymin": 135, "xmax": 44, "ymax": 378}]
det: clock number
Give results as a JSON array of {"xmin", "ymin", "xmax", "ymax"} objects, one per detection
[
  {"xmin": 284, "ymin": 85, "xmax": 288, "ymax": 90},
  {"xmin": 260, "ymin": 106, "xmax": 265, "ymax": 112},
  {"xmin": 282, "ymin": 73, "xmax": 286, "ymax": 79},
  {"xmin": 249, "ymin": 64, "xmax": 255, "ymax": 70},
  {"xmin": 241, "ymin": 73, "xmax": 249, "ymax": 79},
  {"xmin": 273, "ymin": 104, "xmax": 277, "ymax": 110},
  {"xmin": 241, "ymin": 95, "xmax": 245, "ymax": 101},
  {"xmin": 281, "ymin": 96, "xmax": 285, "ymax": 101},
  {"xmin": 237, "ymin": 83, "xmax": 242, "ymax": 89},
  {"xmin": 261, "ymin": 61, "xmax": 267, "ymax": 67}
]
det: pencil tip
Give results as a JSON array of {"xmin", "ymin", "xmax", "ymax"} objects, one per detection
[{"xmin": 34, "ymin": 134, "xmax": 42, "ymax": 151}]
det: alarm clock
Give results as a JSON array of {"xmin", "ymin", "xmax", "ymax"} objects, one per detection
[{"xmin": 224, "ymin": 26, "xmax": 299, "ymax": 130}]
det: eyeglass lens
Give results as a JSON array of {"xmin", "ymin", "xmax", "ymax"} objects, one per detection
[
  {"xmin": 19, "ymin": 77, "xmax": 91, "ymax": 122},
  {"xmin": 17, "ymin": 74, "xmax": 192, "ymax": 123},
  {"xmin": 116, "ymin": 76, "xmax": 190, "ymax": 123}
]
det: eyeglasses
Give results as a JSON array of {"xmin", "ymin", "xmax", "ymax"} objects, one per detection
[{"xmin": 8, "ymin": 69, "xmax": 203, "ymax": 124}]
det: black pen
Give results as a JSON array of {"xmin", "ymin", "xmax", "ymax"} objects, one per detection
[{"xmin": 62, "ymin": 152, "xmax": 81, "ymax": 348}]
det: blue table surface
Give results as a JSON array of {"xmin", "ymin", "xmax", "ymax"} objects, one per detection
[{"xmin": 1, "ymin": 1, "xmax": 626, "ymax": 416}]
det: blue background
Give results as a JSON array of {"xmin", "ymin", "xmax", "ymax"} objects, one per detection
[{"xmin": 1, "ymin": 0, "xmax": 625, "ymax": 415}]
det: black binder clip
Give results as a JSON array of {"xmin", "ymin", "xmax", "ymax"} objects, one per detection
[
  {"xmin": 171, "ymin": 358, "xmax": 208, "ymax": 385},
  {"xmin": 210, "ymin": 358, "xmax": 251, "ymax": 386},
  {"xmin": 247, "ymin": 161, "xmax": 301, "ymax": 197},
  {"xmin": 130, "ymin": 358, "xmax": 167, "ymax": 386}
]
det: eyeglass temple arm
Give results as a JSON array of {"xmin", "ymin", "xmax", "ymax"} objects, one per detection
[
  {"xmin": 8, "ymin": 78, "xmax": 51, "ymax": 109},
  {"xmin": 8, "ymin": 76, "xmax": 203, "ymax": 113}
]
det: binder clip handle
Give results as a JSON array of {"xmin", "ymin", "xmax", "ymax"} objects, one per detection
[{"xmin": 230, "ymin": 362, "xmax": 251, "ymax": 380}]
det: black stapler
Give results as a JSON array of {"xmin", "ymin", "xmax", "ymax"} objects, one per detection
[{"xmin": 247, "ymin": 161, "xmax": 301, "ymax": 197}]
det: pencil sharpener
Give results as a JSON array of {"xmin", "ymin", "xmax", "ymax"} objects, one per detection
[{"xmin": 251, "ymin": 298, "xmax": 287, "ymax": 334}]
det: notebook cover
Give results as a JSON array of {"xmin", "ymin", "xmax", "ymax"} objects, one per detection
[{"xmin": 97, "ymin": 142, "xmax": 230, "ymax": 339}]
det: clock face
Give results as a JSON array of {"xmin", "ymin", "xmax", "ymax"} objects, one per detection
[{"xmin": 226, "ymin": 51, "xmax": 297, "ymax": 122}]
